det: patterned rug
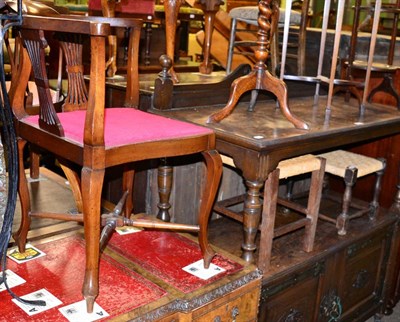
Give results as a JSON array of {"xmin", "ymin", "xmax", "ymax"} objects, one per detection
[
  {"xmin": 108, "ymin": 230, "xmax": 243, "ymax": 293},
  {"xmin": 0, "ymin": 236, "xmax": 166, "ymax": 321}
]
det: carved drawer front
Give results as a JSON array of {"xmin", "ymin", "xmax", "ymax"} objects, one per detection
[
  {"xmin": 259, "ymin": 262, "xmax": 324, "ymax": 322},
  {"xmin": 339, "ymin": 230, "xmax": 392, "ymax": 319},
  {"xmin": 192, "ymin": 278, "xmax": 261, "ymax": 321}
]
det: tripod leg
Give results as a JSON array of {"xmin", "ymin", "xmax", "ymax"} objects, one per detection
[{"xmin": 207, "ymin": 71, "xmax": 257, "ymax": 123}]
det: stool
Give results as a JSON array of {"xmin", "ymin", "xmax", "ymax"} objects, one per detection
[
  {"xmin": 219, "ymin": 154, "xmax": 325, "ymax": 273},
  {"xmin": 226, "ymin": 5, "xmax": 303, "ymax": 75},
  {"xmin": 318, "ymin": 150, "xmax": 386, "ymax": 236}
]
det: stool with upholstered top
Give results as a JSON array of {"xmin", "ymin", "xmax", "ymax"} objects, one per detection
[
  {"xmin": 318, "ymin": 150, "xmax": 386, "ymax": 236},
  {"xmin": 218, "ymin": 154, "xmax": 325, "ymax": 273}
]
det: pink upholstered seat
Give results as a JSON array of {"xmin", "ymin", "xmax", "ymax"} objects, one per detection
[{"xmin": 23, "ymin": 108, "xmax": 212, "ymax": 147}]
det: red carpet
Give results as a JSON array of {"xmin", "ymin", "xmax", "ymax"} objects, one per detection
[
  {"xmin": 0, "ymin": 236, "xmax": 166, "ymax": 321},
  {"xmin": 108, "ymin": 230, "xmax": 243, "ymax": 293}
]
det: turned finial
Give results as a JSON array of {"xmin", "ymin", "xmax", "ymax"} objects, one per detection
[{"xmin": 159, "ymin": 54, "xmax": 172, "ymax": 79}]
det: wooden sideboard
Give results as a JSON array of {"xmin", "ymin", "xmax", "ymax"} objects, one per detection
[{"xmin": 209, "ymin": 205, "xmax": 399, "ymax": 321}]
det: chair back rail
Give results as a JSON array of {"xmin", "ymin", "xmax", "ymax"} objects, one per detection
[{"xmin": 15, "ymin": 15, "xmax": 141, "ymax": 142}]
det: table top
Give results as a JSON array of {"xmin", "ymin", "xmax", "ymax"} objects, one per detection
[{"xmin": 150, "ymin": 95, "xmax": 400, "ymax": 181}]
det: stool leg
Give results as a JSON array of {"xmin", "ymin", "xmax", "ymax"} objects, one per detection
[
  {"xmin": 337, "ymin": 166, "xmax": 358, "ymax": 236},
  {"xmin": 226, "ymin": 18, "xmax": 237, "ymax": 74},
  {"xmin": 282, "ymin": 178, "xmax": 294, "ymax": 214},
  {"xmin": 369, "ymin": 158, "xmax": 386, "ymax": 220},
  {"xmin": 303, "ymin": 158, "xmax": 325, "ymax": 252},
  {"xmin": 259, "ymin": 169, "xmax": 279, "ymax": 274}
]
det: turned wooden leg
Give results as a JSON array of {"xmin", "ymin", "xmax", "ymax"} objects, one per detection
[
  {"xmin": 81, "ymin": 167, "xmax": 104, "ymax": 313},
  {"xmin": 199, "ymin": 150, "xmax": 222, "ymax": 268},
  {"xmin": 13, "ymin": 139, "xmax": 31, "ymax": 252},
  {"xmin": 259, "ymin": 169, "xmax": 279, "ymax": 274},
  {"xmin": 157, "ymin": 158, "xmax": 172, "ymax": 222},
  {"xmin": 337, "ymin": 166, "xmax": 358, "ymax": 236},
  {"xmin": 303, "ymin": 158, "xmax": 325, "ymax": 252},
  {"xmin": 242, "ymin": 180, "xmax": 264, "ymax": 263},
  {"xmin": 144, "ymin": 22, "xmax": 152, "ymax": 66},
  {"xmin": 164, "ymin": 0, "xmax": 184, "ymax": 83},
  {"xmin": 198, "ymin": 0, "xmax": 222, "ymax": 74},
  {"xmin": 369, "ymin": 158, "xmax": 386, "ymax": 219},
  {"xmin": 199, "ymin": 9, "xmax": 216, "ymax": 74}
]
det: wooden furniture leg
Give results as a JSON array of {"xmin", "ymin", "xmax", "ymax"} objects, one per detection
[
  {"xmin": 206, "ymin": 0, "xmax": 308, "ymax": 130},
  {"xmin": 242, "ymin": 180, "xmax": 264, "ymax": 263},
  {"xmin": 370, "ymin": 159, "xmax": 386, "ymax": 217},
  {"xmin": 101, "ymin": 0, "xmax": 118, "ymax": 77},
  {"xmin": 258, "ymin": 169, "xmax": 279, "ymax": 272},
  {"xmin": 81, "ymin": 166, "xmax": 104, "ymax": 313},
  {"xmin": 198, "ymin": 150, "xmax": 222, "ymax": 266},
  {"xmin": 157, "ymin": 158, "xmax": 172, "ymax": 222},
  {"xmin": 29, "ymin": 149, "xmax": 40, "ymax": 179},
  {"xmin": 13, "ymin": 139, "xmax": 31, "ymax": 252},
  {"xmin": 197, "ymin": 0, "xmax": 223, "ymax": 74},
  {"xmin": 144, "ymin": 22, "xmax": 152, "ymax": 66},
  {"xmin": 164, "ymin": 0, "xmax": 184, "ymax": 83},
  {"xmin": 337, "ymin": 167, "xmax": 357, "ymax": 236}
]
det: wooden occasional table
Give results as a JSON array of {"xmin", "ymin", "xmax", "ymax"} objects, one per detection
[{"xmin": 150, "ymin": 95, "xmax": 400, "ymax": 264}]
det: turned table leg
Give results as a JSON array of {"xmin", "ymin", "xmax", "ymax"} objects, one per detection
[
  {"xmin": 163, "ymin": 0, "xmax": 184, "ymax": 83},
  {"xmin": 197, "ymin": 0, "xmax": 223, "ymax": 74},
  {"xmin": 242, "ymin": 180, "xmax": 264, "ymax": 263},
  {"xmin": 157, "ymin": 158, "xmax": 172, "ymax": 222}
]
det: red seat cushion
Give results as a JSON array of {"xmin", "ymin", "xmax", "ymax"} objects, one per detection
[{"xmin": 23, "ymin": 108, "xmax": 213, "ymax": 148}]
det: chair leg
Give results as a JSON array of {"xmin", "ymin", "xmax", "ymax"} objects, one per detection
[
  {"xmin": 198, "ymin": 150, "xmax": 222, "ymax": 268},
  {"xmin": 29, "ymin": 149, "xmax": 40, "ymax": 179},
  {"xmin": 258, "ymin": 169, "xmax": 279, "ymax": 274},
  {"xmin": 226, "ymin": 18, "xmax": 237, "ymax": 74},
  {"xmin": 81, "ymin": 167, "xmax": 104, "ymax": 314},
  {"xmin": 303, "ymin": 158, "xmax": 325, "ymax": 252},
  {"xmin": 122, "ymin": 165, "xmax": 135, "ymax": 217},
  {"xmin": 59, "ymin": 162, "xmax": 83, "ymax": 213},
  {"xmin": 336, "ymin": 166, "xmax": 358, "ymax": 236},
  {"xmin": 13, "ymin": 139, "xmax": 31, "ymax": 252},
  {"xmin": 369, "ymin": 158, "xmax": 386, "ymax": 220}
]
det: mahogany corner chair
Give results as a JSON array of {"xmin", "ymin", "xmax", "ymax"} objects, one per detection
[{"xmin": 10, "ymin": 14, "xmax": 222, "ymax": 313}]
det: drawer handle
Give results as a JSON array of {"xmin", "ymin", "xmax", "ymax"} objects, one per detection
[
  {"xmin": 231, "ymin": 306, "xmax": 240, "ymax": 321},
  {"xmin": 320, "ymin": 291, "xmax": 342, "ymax": 322}
]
